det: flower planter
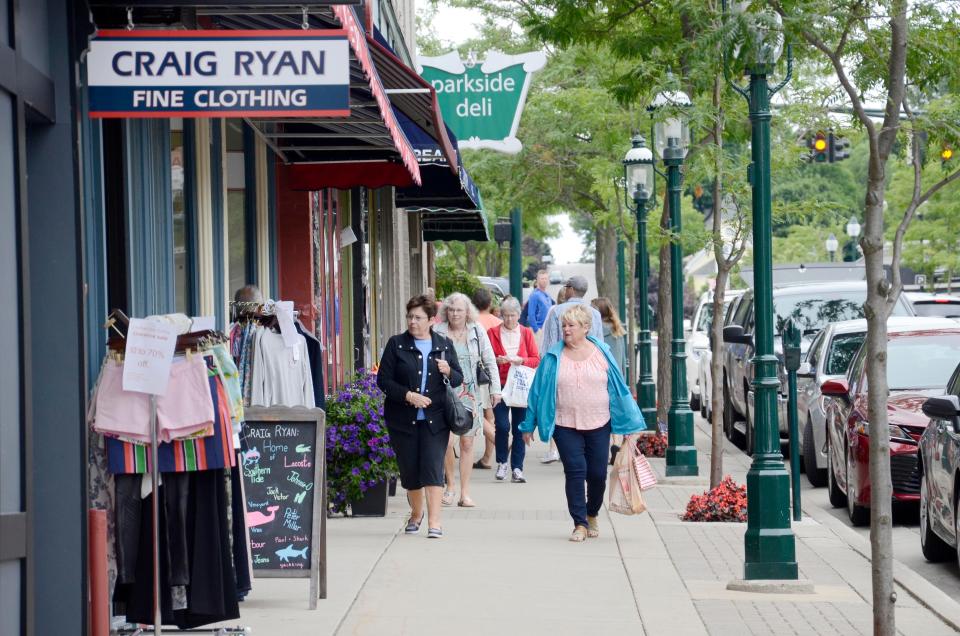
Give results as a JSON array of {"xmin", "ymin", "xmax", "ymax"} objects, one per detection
[
  {"xmin": 349, "ymin": 479, "xmax": 389, "ymax": 517},
  {"xmin": 388, "ymin": 476, "xmax": 397, "ymax": 496}
]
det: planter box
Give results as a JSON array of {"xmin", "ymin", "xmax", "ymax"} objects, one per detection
[
  {"xmin": 349, "ymin": 479, "xmax": 389, "ymax": 517},
  {"xmin": 388, "ymin": 476, "xmax": 397, "ymax": 496}
]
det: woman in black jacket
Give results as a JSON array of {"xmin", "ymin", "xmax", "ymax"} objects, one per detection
[{"xmin": 377, "ymin": 294, "xmax": 463, "ymax": 539}]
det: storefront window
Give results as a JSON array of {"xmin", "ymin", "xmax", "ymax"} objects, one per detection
[
  {"xmin": 171, "ymin": 119, "xmax": 190, "ymax": 314},
  {"xmin": 226, "ymin": 121, "xmax": 247, "ymax": 296}
]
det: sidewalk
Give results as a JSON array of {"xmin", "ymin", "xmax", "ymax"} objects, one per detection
[{"xmin": 218, "ymin": 424, "xmax": 960, "ymax": 635}]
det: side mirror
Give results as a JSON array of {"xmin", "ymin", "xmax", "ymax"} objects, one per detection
[
  {"xmin": 820, "ymin": 378, "xmax": 850, "ymax": 398},
  {"xmin": 922, "ymin": 395, "xmax": 960, "ymax": 421},
  {"xmin": 797, "ymin": 361, "xmax": 814, "ymax": 378},
  {"xmin": 723, "ymin": 324, "xmax": 753, "ymax": 346}
]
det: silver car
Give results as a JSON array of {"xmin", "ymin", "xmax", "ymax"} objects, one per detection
[
  {"xmin": 796, "ymin": 315, "xmax": 957, "ymax": 486},
  {"xmin": 696, "ymin": 289, "xmax": 745, "ymax": 419}
]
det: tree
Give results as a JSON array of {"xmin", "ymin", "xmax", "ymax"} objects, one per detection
[{"xmin": 774, "ymin": 1, "xmax": 960, "ymax": 632}]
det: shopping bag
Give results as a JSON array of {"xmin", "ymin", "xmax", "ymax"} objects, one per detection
[
  {"xmin": 609, "ymin": 437, "xmax": 647, "ymax": 515},
  {"xmin": 632, "ymin": 450, "xmax": 658, "ymax": 491},
  {"xmin": 502, "ymin": 365, "xmax": 536, "ymax": 408}
]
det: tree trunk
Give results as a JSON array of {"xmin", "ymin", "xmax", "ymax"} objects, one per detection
[
  {"xmin": 595, "ymin": 222, "xmax": 619, "ymax": 307},
  {"xmin": 465, "ymin": 242, "xmax": 479, "ymax": 274},
  {"xmin": 657, "ymin": 202, "xmax": 672, "ymax": 425},
  {"xmin": 709, "ymin": 266, "xmax": 729, "ymax": 489}
]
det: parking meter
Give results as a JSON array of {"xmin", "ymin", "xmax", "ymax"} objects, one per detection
[{"xmin": 782, "ymin": 318, "xmax": 802, "ymax": 521}]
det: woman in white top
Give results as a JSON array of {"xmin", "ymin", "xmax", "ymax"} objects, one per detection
[{"xmin": 433, "ymin": 293, "xmax": 502, "ymax": 507}]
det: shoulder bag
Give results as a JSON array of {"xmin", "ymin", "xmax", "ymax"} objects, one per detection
[
  {"xmin": 473, "ymin": 326, "xmax": 492, "ymax": 386},
  {"xmin": 440, "ymin": 350, "xmax": 473, "ymax": 435}
]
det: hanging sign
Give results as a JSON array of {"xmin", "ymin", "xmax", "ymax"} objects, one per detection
[
  {"xmin": 87, "ymin": 29, "xmax": 351, "ymax": 119},
  {"xmin": 418, "ymin": 51, "xmax": 546, "ymax": 154},
  {"xmin": 121, "ymin": 318, "xmax": 178, "ymax": 395}
]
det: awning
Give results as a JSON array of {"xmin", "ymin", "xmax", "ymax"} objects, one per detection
[
  {"xmin": 422, "ymin": 211, "xmax": 489, "ymax": 242},
  {"xmin": 394, "ymin": 108, "xmax": 481, "ymax": 210}
]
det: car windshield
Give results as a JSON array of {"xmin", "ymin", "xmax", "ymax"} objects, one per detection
[
  {"xmin": 886, "ymin": 334, "xmax": 960, "ymax": 390},
  {"xmin": 772, "ymin": 290, "xmax": 909, "ymax": 335},
  {"xmin": 825, "ymin": 332, "xmax": 865, "ymax": 375},
  {"xmin": 696, "ymin": 304, "xmax": 713, "ymax": 331},
  {"xmin": 912, "ymin": 302, "xmax": 960, "ymax": 318}
]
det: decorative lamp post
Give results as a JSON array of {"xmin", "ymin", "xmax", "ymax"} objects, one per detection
[
  {"xmin": 843, "ymin": 215, "xmax": 861, "ymax": 262},
  {"xmin": 623, "ymin": 134, "xmax": 657, "ymax": 425},
  {"xmin": 825, "ymin": 234, "xmax": 839, "ymax": 262},
  {"xmin": 846, "ymin": 215, "xmax": 861, "ymax": 239},
  {"xmin": 648, "ymin": 89, "xmax": 697, "ymax": 477},
  {"xmin": 723, "ymin": 0, "xmax": 799, "ymax": 580}
]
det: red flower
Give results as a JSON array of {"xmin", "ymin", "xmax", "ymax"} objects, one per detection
[{"xmin": 682, "ymin": 476, "xmax": 747, "ymax": 522}]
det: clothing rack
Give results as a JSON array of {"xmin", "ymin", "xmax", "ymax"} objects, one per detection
[{"xmin": 105, "ymin": 310, "xmax": 250, "ymax": 636}]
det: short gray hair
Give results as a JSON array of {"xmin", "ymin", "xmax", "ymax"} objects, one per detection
[
  {"xmin": 439, "ymin": 292, "xmax": 479, "ymax": 324},
  {"xmin": 561, "ymin": 304, "xmax": 593, "ymax": 330},
  {"xmin": 500, "ymin": 296, "xmax": 522, "ymax": 315}
]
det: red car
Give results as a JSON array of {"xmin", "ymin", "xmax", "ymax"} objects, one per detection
[{"xmin": 821, "ymin": 326, "xmax": 960, "ymax": 525}]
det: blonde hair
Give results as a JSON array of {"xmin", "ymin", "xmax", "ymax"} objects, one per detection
[
  {"xmin": 591, "ymin": 297, "xmax": 626, "ymax": 337},
  {"xmin": 561, "ymin": 304, "xmax": 593, "ymax": 331},
  {"xmin": 438, "ymin": 292, "xmax": 480, "ymax": 324}
]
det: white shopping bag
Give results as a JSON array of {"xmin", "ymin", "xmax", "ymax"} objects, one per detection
[{"xmin": 502, "ymin": 365, "xmax": 536, "ymax": 408}]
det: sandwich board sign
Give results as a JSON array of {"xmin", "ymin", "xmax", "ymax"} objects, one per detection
[{"xmin": 418, "ymin": 51, "xmax": 546, "ymax": 154}]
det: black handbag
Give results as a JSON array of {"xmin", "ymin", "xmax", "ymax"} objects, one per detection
[
  {"xmin": 474, "ymin": 326, "xmax": 492, "ymax": 386},
  {"xmin": 441, "ymin": 351, "xmax": 473, "ymax": 435}
]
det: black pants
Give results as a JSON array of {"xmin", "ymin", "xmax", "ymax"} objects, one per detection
[{"xmin": 388, "ymin": 422, "xmax": 450, "ymax": 489}]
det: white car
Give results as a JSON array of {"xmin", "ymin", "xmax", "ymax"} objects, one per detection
[
  {"xmin": 904, "ymin": 291, "xmax": 960, "ymax": 320},
  {"xmin": 694, "ymin": 289, "xmax": 744, "ymax": 419},
  {"xmin": 796, "ymin": 315, "xmax": 958, "ymax": 486}
]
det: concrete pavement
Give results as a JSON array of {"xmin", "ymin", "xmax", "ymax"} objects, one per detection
[{"xmin": 216, "ymin": 424, "xmax": 960, "ymax": 635}]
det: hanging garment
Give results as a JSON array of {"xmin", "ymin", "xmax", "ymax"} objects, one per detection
[
  {"xmin": 296, "ymin": 319, "xmax": 327, "ymax": 409},
  {"xmin": 249, "ymin": 328, "xmax": 315, "ymax": 407}
]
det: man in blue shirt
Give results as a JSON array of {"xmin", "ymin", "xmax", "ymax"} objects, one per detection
[
  {"xmin": 526, "ymin": 269, "xmax": 553, "ymax": 346},
  {"xmin": 541, "ymin": 274, "xmax": 604, "ymax": 352}
]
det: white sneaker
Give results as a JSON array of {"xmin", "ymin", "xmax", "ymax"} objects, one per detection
[
  {"xmin": 495, "ymin": 463, "xmax": 508, "ymax": 480},
  {"xmin": 511, "ymin": 468, "xmax": 526, "ymax": 483},
  {"xmin": 540, "ymin": 451, "xmax": 560, "ymax": 464}
]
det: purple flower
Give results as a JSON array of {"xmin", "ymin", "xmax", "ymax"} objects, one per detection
[{"xmin": 351, "ymin": 467, "xmax": 361, "ymax": 477}]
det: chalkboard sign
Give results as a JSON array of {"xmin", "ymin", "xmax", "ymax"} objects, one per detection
[{"xmin": 240, "ymin": 406, "xmax": 326, "ymax": 609}]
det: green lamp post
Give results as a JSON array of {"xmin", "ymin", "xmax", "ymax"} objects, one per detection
[
  {"xmin": 648, "ymin": 90, "xmax": 697, "ymax": 477},
  {"xmin": 723, "ymin": 1, "xmax": 798, "ymax": 580},
  {"xmin": 623, "ymin": 134, "xmax": 657, "ymax": 425}
]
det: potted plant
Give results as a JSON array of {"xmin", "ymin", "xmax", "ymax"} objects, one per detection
[
  {"xmin": 325, "ymin": 371, "xmax": 397, "ymax": 517},
  {"xmin": 682, "ymin": 476, "xmax": 747, "ymax": 522}
]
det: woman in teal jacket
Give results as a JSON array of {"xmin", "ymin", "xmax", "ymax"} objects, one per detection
[{"xmin": 521, "ymin": 305, "xmax": 645, "ymax": 541}]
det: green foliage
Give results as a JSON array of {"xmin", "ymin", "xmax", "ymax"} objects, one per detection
[{"xmin": 435, "ymin": 261, "xmax": 484, "ymax": 298}]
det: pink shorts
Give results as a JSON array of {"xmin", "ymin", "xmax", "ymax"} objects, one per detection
[{"xmin": 94, "ymin": 356, "xmax": 216, "ymax": 443}]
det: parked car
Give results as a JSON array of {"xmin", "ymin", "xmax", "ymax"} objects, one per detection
[
  {"xmin": 918, "ymin": 374, "xmax": 960, "ymax": 562},
  {"xmin": 722, "ymin": 281, "xmax": 915, "ymax": 454},
  {"xmin": 692, "ymin": 289, "xmax": 745, "ymax": 419},
  {"xmin": 905, "ymin": 292, "xmax": 960, "ymax": 320},
  {"xmin": 822, "ymin": 325, "xmax": 960, "ymax": 525},
  {"xmin": 549, "ymin": 269, "xmax": 563, "ymax": 284},
  {"xmin": 477, "ymin": 276, "xmax": 509, "ymax": 299},
  {"xmin": 798, "ymin": 317, "xmax": 957, "ymax": 487}
]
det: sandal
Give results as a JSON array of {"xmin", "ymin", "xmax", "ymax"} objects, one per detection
[
  {"xmin": 569, "ymin": 526, "xmax": 588, "ymax": 542},
  {"xmin": 587, "ymin": 516, "xmax": 600, "ymax": 538},
  {"xmin": 473, "ymin": 460, "xmax": 492, "ymax": 469},
  {"xmin": 441, "ymin": 490, "xmax": 455, "ymax": 506},
  {"xmin": 457, "ymin": 498, "xmax": 476, "ymax": 508}
]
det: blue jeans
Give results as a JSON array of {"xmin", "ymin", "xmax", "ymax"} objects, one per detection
[
  {"xmin": 494, "ymin": 402, "xmax": 526, "ymax": 470},
  {"xmin": 552, "ymin": 423, "xmax": 611, "ymax": 528}
]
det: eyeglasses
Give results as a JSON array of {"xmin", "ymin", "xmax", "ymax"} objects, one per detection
[{"xmin": 406, "ymin": 314, "xmax": 429, "ymax": 322}]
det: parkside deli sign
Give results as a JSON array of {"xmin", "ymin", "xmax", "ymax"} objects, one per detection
[
  {"xmin": 418, "ymin": 51, "xmax": 546, "ymax": 154},
  {"xmin": 88, "ymin": 30, "xmax": 350, "ymax": 118}
]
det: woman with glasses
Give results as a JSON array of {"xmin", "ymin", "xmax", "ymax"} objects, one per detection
[
  {"xmin": 434, "ymin": 292, "xmax": 502, "ymax": 507},
  {"xmin": 377, "ymin": 295, "xmax": 463, "ymax": 539}
]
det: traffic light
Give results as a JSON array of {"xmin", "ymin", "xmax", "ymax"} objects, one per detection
[
  {"xmin": 829, "ymin": 131, "xmax": 850, "ymax": 162},
  {"xmin": 943, "ymin": 146, "xmax": 954, "ymax": 168},
  {"xmin": 807, "ymin": 131, "xmax": 828, "ymax": 163}
]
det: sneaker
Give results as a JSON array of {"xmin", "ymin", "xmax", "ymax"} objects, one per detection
[
  {"xmin": 495, "ymin": 463, "xmax": 508, "ymax": 480},
  {"xmin": 540, "ymin": 451, "xmax": 560, "ymax": 464},
  {"xmin": 511, "ymin": 468, "xmax": 526, "ymax": 483}
]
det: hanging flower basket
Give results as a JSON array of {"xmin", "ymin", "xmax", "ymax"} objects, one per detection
[
  {"xmin": 682, "ymin": 476, "xmax": 747, "ymax": 522},
  {"xmin": 325, "ymin": 371, "xmax": 398, "ymax": 515}
]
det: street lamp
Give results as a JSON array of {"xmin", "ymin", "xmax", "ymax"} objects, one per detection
[
  {"xmin": 846, "ymin": 216, "xmax": 861, "ymax": 239},
  {"xmin": 623, "ymin": 134, "xmax": 657, "ymax": 425},
  {"xmin": 723, "ymin": 0, "xmax": 799, "ymax": 581},
  {"xmin": 647, "ymin": 88, "xmax": 697, "ymax": 477},
  {"xmin": 825, "ymin": 233, "xmax": 839, "ymax": 262},
  {"xmin": 843, "ymin": 215, "xmax": 861, "ymax": 262}
]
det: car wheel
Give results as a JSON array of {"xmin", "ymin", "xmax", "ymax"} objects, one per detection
[
  {"xmin": 920, "ymin": 475, "xmax": 952, "ymax": 562},
  {"xmin": 846, "ymin": 445, "xmax": 870, "ymax": 526},
  {"xmin": 827, "ymin": 437, "xmax": 847, "ymax": 508},
  {"xmin": 690, "ymin": 391, "xmax": 701, "ymax": 413},
  {"xmin": 804, "ymin": 418, "xmax": 827, "ymax": 487}
]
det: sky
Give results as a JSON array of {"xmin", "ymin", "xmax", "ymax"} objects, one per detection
[{"xmin": 427, "ymin": 5, "xmax": 588, "ymax": 264}]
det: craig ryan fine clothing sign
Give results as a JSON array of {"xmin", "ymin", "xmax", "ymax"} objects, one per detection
[{"xmin": 87, "ymin": 29, "xmax": 350, "ymax": 118}]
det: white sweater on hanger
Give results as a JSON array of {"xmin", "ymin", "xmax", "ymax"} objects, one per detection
[{"xmin": 250, "ymin": 328, "xmax": 316, "ymax": 408}]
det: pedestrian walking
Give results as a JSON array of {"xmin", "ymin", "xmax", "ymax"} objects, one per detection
[
  {"xmin": 433, "ymin": 293, "xmax": 502, "ymax": 507},
  {"xmin": 471, "ymin": 288, "xmax": 502, "ymax": 470},
  {"xmin": 591, "ymin": 297, "xmax": 627, "ymax": 375},
  {"xmin": 526, "ymin": 269, "xmax": 554, "ymax": 347},
  {"xmin": 488, "ymin": 296, "xmax": 540, "ymax": 483},
  {"xmin": 540, "ymin": 275, "xmax": 604, "ymax": 352},
  {"xmin": 520, "ymin": 305, "xmax": 646, "ymax": 542},
  {"xmin": 376, "ymin": 295, "xmax": 464, "ymax": 539}
]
